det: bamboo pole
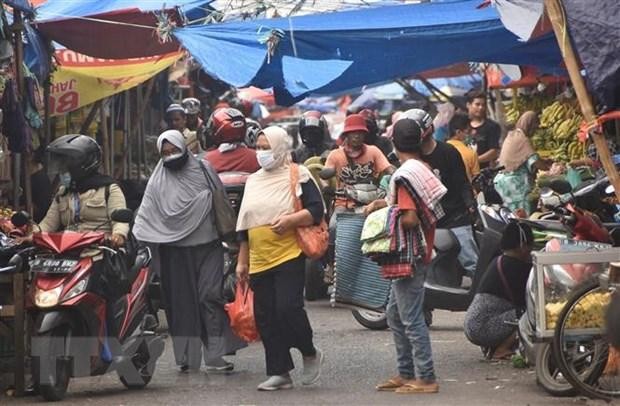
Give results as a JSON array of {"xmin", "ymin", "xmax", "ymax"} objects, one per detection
[
  {"xmin": 79, "ymin": 101, "xmax": 102, "ymax": 135},
  {"xmin": 544, "ymin": 0, "xmax": 620, "ymax": 202}
]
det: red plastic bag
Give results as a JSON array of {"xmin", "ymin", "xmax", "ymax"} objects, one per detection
[{"xmin": 224, "ymin": 283, "xmax": 260, "ymax": 342}]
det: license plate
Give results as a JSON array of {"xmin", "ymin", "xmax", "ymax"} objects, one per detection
[{"xmin": 30, "ymin": 258, "xmax": 78, "ymax": 274}]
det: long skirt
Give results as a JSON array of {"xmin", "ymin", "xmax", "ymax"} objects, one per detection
[
  {"xmin": 463, "ymin": 293, "xmax": 518, "ymax": 349},
  {"xmin": 160, "ymin": 240, "xmax": 246, "ymax": 368}
]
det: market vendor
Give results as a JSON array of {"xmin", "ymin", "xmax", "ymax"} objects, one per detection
[
  {"xmin": 467, "ymin": 90, "xmax": 501, "ymax": 169},
  {"xmin": 494, "ymin": 111, "xmax": 551, "ymax": 216},
  {"xmin": 569, "ymin": 129, "xmax": 618, "ymax": 172}
]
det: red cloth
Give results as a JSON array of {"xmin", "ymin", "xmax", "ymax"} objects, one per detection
[{"xmin": 205, "ymin": 147, "xmax": 260, "ymax": 173}]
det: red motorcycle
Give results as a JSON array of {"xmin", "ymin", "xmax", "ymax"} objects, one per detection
[{"xmin": 11, "ymin": 209, "xmax": 164, "ymax": 401}]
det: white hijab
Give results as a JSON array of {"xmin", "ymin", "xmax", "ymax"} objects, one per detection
[
  {"xmin": 236, "ymin": 126, "xmax": 312, "ymax": 231},
  {"xmin": 133, "ymin": 130, "xmax": 214, "ymax": 243}
]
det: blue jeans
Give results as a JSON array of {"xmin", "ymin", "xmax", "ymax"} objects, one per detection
[
  {"xmin": 450, "ymin": 225, "xmax": 479, "ymax": 277},
  {"xmin": 386, "ymin": 266, "xmax": 435, "ymax": 381}
]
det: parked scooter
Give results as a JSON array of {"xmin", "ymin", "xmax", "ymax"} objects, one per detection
[{"xmin": 10, "ymin": 210, "xmax": 164, "ymax": 402}]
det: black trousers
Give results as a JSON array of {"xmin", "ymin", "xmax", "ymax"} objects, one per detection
[{"xmin": 250, "ymin": 255, "xmax": 316, "ymax": 376}]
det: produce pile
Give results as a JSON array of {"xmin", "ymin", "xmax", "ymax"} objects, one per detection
[
  {"xmin": 505, "ymin": 96, "xmax": 586, "ymax": 163},
  {"xmin": 545, "ymin": 291, "xmax": 610, "ymax": 330}
]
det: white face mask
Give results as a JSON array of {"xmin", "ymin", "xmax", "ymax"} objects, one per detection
[
  {"xmin": 256, "ymin": 150, "xmax": 278, "ymax": 170},
  {"xmin": 162, "ymin": 152, "xmax": 184, "ymax": 163},
  {"xmin": 59, "ymin": 172, "xmax": 71, "ymax": 188}
]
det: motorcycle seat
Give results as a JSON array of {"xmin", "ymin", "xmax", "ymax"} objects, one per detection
[{"xmin": 434, "ymin": 229, "xmax": 459, "ymax": 253}]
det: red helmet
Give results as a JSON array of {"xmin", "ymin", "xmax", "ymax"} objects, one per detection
[
  {"xmin": 298, "ymin": 111, "xmax": 328, "ymax": 144},
  {"xmin": 207, "ymin": 108, "xmax": 247, "ymax": 145}
]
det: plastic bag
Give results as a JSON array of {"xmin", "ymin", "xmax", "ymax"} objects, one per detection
[{"xmin": 224, "ymin": 284, "xmax": 260, "ymax": 342}]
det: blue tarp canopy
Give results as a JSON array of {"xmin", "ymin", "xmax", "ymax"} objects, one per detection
[
  {"xmin": 34, "ymin": 0, "xmax": 214, "ymax": 59},
  {"xmin": 174, "ymin": 0, "xmax": 562, "ymax": 106}
]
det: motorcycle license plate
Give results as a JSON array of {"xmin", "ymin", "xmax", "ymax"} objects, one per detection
[{"xmin": 30, "ymin": 258, "xmax": 78, "ymax": 274}]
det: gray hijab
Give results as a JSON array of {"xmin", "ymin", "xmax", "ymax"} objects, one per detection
[{"xmin": 133, "ymin": 130, "xmax": 213, "ymax": 243}]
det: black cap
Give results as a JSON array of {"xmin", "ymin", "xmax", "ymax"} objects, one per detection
[{"xmin": 393, "ymin": 118, "xmax": 422, "ymax": 153}]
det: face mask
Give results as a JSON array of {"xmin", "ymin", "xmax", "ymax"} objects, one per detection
[
  {"xmin": 256, "ymin": 150, "xmax": 278, "ymax": 170},
  {"xmin": 163, "ymin": 152, "xmax": 189, "ymax": 170},
  {"xmin": 59, "ymin": 172, "xmax": 71, "ymax": 188}
]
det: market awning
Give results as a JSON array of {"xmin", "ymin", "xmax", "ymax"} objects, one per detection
[
  {"xmin": 173, "ymin": 0, "xmax": 563, "ymax": 106},
  {"xmin": 33, "ymin": 0, "xmax": 214, "ymax": 59},
  {"xmin": 492, "ymin": 0, "xmax": 620, "ymax": 110}
]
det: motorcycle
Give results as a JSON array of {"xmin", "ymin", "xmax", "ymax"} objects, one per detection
[
  {"xmin": 321, "ymin": 165, "xmax": 504, "ymax": 330},
  {"xmin": 10, "ymin": 209, "xmax": 164, "ymax": 402}
]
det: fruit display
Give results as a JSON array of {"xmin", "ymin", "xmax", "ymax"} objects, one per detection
[
  {"xmin": 545, "ymin": 291, "xmax": 610, "ymax": 330},
  {"xmin": 504, "ymin": 95, "xmax": 586, "ymax": 163}
]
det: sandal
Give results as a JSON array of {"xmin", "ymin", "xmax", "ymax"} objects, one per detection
[
  {"xmin": 376, "ymin": 376, "xmax": 407, "ymax": 392},
  {"xmin": 395, "ymin": 380, "xmax": 439, "ymax": 394}
]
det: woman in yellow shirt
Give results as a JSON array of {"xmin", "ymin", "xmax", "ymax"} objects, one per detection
[{"xmin": 236, "ymin": 126, "xmax": 325, "ymax": 391}]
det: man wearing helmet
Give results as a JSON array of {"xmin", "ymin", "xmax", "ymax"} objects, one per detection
[
  {"xmin": 166, "ymin": 103, "xmax": 202, "ymax": 155},
  {"xmin": 403, "ymin": 109, "xmax": 479, "ymax": 278},
  {"xmin": 182, "ymin": 97, "xmax": 207, "ymax": 145},
  {"xmin": 293, "ymin": 111, "xmax": 335, "ymax": 163},
  {"xmin": 204, "ymin": 108, "xmax": 260, "ymax": 173},
  {"xmin": 39, "ymin": 135, "xmax": 129, "ymax": 248}
]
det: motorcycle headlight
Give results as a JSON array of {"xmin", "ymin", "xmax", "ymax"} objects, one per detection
[
  {"xmin": 63, "ymin": 276, "xmax": 90, "ymax": 302},
  {"xmin": 34, "ymin": 286, "xmax": 62, "ymax": 308}
]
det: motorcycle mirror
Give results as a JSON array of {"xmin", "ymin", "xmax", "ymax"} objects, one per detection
[
  {"xmin": 10, "ymin": 211, "xmax": 30, "ymax": 228},
  {"xmin": 606, "ymin": 185, "xmax": 615, "ymax": 195},
  {"xmin": 319, "ymin": 168, "xmax": 336, "ymax": 180},
  {"xmin": 110, "ymin": 209, "xmax": 133, "ymax": 223}
]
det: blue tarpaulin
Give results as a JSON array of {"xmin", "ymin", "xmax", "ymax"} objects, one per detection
[{"xmin": 174, "ymin": 0, "xmax": 562, "ymax": 105}]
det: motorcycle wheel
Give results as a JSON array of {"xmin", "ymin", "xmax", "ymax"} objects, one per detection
[
  {"xmin": 305, "ymin": 259, "xmax": 328, "ymax": 301},
  {"xmin": 351, "ymin": 310, "xmax": 388, "ymax": 330},
  {"xmin": 535, "ymin": 343, "xmax": 577, "ymax": 397},
  {"xmin": 119, "ymin": 341, "xmax": 155, "ymax": 389},
  {"xmin": 32, "ymin": 326, "xmax": 72, "ymax": 401}
]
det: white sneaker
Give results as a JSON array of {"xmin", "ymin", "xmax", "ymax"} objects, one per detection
[
  {"xmin": 301, "ymin": 348, "xmax": 324, "ymax": 385},
  {"xmin": 257, "ymin": 374, "xmax": 293, "ymax": 391}
]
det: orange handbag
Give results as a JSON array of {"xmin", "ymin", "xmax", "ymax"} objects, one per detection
[{"xmin": 290, "ymin": 164, "xmax": 329, "ymax": 260}]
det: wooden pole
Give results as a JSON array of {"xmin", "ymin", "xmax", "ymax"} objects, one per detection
[
  {"xmin": 544, "ymin": 0, "xmax": 620, "ymax": 202},
  {"xmin": 79, "ymin": 101, "xmax": 102, "ymax": 135},
  {"xmin": 100, "ymin": 99, "xmax": 110, "ymax": 176}
]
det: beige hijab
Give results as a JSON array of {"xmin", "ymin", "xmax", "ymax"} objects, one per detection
[
  {"xmin": 499, "ymin": 111, "xmax": 538, "ymax": 172},
  {"xmin": 236, "ymin": 126, "xmax": 313, "ymax": 231}
]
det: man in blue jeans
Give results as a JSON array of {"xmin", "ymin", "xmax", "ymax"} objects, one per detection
[{"xmin": 365, "ymin": 116, "xmax": 443, "ymax": 394}]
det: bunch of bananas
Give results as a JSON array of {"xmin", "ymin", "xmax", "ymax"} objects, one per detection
[
  {"xmin": 504, "ymin": 94, "xmax": 554, "ymax": 125},
  {"xmin": 545, "ymin": 291, "xmax": 610, "ymax": 330}
]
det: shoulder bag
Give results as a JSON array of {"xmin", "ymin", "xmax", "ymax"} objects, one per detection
[{"xmin": 290, "ymin": 164, "xmax": 329, "ymax": 260}]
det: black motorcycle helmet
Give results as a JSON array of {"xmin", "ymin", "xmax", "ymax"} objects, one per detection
[
  {"xmin": 47, "ymin": 134, "xmax": 102, "ymax": 181},
  {"xmin": 298, "ymin": 111, "xmax": 328, "ymax": 147}
]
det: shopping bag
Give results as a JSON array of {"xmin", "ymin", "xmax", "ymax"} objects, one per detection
[{"xmin": 224, "ymin": 284, "xmax": 260, "ymax": 342}]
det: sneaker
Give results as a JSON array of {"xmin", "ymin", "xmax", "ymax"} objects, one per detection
[
  {"xmin": 257, "ymin": 374, "xmax": 293, "ymax": 391},
  {"xmin": 301, "ymin": 348, "xmax": 324, "ymax": 385},
  {"xmin": 205, "ymin": 357, "xmax": 234, "ymax": 373}
]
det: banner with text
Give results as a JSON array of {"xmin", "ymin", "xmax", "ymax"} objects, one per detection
[{"xmin": 50, "ymin": 50, "xmax": 183, "ymax": 116}]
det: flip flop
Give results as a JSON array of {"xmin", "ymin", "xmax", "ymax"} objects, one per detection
[
  {"xmin": 376, "ymin": 377, "xmax": 406, "ymax": 392},
  {"xmin": 395, "ymin": 381, "xmax": 439, "ymax": 394}
]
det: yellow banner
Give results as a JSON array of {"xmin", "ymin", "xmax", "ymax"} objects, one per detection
[{"xmin": 50, "ymin": 50, "xmax": 183, "ymax": 116}]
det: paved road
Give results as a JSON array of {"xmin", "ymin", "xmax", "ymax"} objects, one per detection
[{"xmin": 5, "ymin": 301, "xmax": 614, "ymax": 405}]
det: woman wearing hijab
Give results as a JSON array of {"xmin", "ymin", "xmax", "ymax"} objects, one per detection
[
  {"xmin": 494, "ymin": 111, "xmax": 550, "ymax": 215},
  {"xmin": 236, "ymin": 126, "xmax": 325, "ymax": 391},
  {"xmin": 133, "ymin": 130, "xmax": 245, "ymax": 372}
]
